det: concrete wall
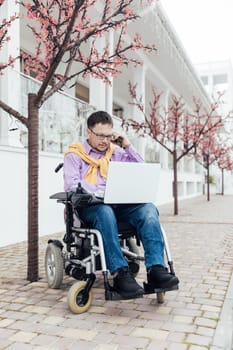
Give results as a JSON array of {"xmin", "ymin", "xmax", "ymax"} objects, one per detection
[
  {"xmin": 0, "ymin": 146, "xmax": 64, "ymax": 246},
  {"xmin": 155, "ymin": 168, "xmax": 203, "ymax": 206}
]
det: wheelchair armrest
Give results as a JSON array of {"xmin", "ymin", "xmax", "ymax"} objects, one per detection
[
  {"xmin": 50, "ymin": 184, "xmax": 104, "ymax": 207},
  {"xmin": 50, "ymin": 192, "xmax": 72, "ymax": 201},
  {"xmin": 49, "ymin": 183, "xmax": 89, "ymax": 201}
]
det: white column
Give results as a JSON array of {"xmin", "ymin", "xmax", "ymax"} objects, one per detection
[
  {"xmin": 131, "ymin": 65, "xmax": 146, "ymax": 122},
  {"xmin": 129, "ymin": 65, "xmax": 147, "ymax": 156},
  {"xmin": 0, "ymin": 0, "xmax": 22, "ymax": 146},
  {"xmin": 89, "ymin": 36, "xmax": 106, "ymax": 111},
  {"xmin": 105, "ymin": 30, "xmax": 113, "ymax": 114},
  {"xmin": 159, "ymin": 89, "xmax": 169, "ymax": 169}
]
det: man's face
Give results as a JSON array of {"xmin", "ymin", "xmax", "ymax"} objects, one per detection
[{"xmin": 87, "ymin": 123, "xmax": 113, "ymax": 152}]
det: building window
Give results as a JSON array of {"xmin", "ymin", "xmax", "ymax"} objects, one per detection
[
  {"xmin": 200, "ymin": 75, "xmax": 208, "ymax": 85},
  {"xmin": 113, "ymin": 103, "xmax": 123, "ymax": 118},
  {"xmin": 213, "ymin": 74, "xmax": 228, "ymax": 85}
]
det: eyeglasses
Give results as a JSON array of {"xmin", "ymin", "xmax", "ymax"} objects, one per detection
[{"xmin": 89, "ymin": 128, "xmax": 113, "ymax": 141}]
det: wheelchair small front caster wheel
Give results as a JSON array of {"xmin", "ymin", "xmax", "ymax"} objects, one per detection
[
  {"xmin": 68, "ymin": 281, "xmax": 93, "ymax": 314},
  {"xmin": 157, "ymin": 291, "xmax": 165, "ymax": 304},
  {"xmin": 45, "ymin": 242, "xmax": 64, "ymax": 289}
]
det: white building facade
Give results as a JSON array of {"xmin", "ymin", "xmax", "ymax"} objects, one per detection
[
  {"xmin": 195, "ymin": 60, "xmax": 233, "ymax": 194},
  {"xmin": 195, "ymin": 60, "xmax": 233, "ymax": 131},
  {"xmin": 0, "ymin": 2, "xmax": 212, "ymax": 246}
]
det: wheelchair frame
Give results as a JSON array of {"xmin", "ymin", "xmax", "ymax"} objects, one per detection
[{"xmin": 45, "ymin": 186, "xmax": 178, "ymax": 314}]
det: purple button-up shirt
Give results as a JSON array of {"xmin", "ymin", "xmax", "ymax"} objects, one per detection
[{"xmin": 63, "ymin": 140, "xmax": 144, "ymax": 193}]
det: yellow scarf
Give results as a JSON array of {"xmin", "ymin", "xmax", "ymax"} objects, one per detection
[{"xmin": 66, "ymin": 143, "xmax": 115, "ymax": 184}]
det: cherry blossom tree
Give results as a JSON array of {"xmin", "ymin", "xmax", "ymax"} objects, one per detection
[
  {"xmin": 214, "ymin": 143, "xmax": 233, "ymax": 196},
  {"xmin": 0, "ymin": 0, "xmax": 156, "ymax": 281},
  {"xmin": 194, "ymin": 135, "xmax": 226, "ymax": 201},
  {"xmin": 122, "ymin": 83, "xmax": 224, "ymax": 214}
]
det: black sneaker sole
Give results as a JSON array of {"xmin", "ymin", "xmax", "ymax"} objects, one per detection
[
  {"xmin": 144, "ymin": 280, "xmax": 179, "ymax": 294},
  {"xmin": 113, "ymin": 288, "xmax": 144, "ymax": 300},
  {"xmin": 146, "ymin": 276, "xmax": 179, "ymax": 291}
]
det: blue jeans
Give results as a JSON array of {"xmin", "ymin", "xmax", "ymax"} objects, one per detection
[{"xmin": 79, "ymin": 203, "xmax": 165, "ymax": 274}]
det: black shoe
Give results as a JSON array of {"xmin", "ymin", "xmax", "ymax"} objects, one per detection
[
  {"xmin": 113, "ymin": 267, "xmax": 144, "ymax": 299},
  {"xmin": 147, "ymin": 265, "xmax": 179, "ymax": 290}
]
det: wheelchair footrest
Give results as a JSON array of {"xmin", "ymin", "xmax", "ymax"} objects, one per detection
[
  {"xmin": 143, "ymin": 281, "xmax": 179, "ymax": 294},
  {"xmin": 105, "ymin": 286, "xmax": 144, "ymax": 301},
  {"xmin": 105, "ymin": 289, "xmax": 125, "ymax": 301}
]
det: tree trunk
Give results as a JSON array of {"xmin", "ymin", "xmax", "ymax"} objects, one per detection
[
  {"xmin": 221, "ymin": 168, "xmax": 224, "ymax": 195},
  {"xmin": 173, "ymin": 151, "xmax": 178, "ymax": 215},
  {"xmin": 206, "ymin": 163, "xmax": 210, "ymax": 201},
  {"xmin": 27, "ymin": 93, "xmax": 39, "ymax": 282}
]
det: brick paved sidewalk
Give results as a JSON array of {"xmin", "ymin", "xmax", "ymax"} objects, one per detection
[{"xmin": 0, "ymin": 195, "xmax": 232, "ymax": 350}]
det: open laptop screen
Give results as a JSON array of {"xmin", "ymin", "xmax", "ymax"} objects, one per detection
[{"xmin": 104, "ymin": 162, "xmax": 160, "ymax": 204}]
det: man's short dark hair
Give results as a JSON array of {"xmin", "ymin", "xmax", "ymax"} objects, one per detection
[{"xmin": 87, "ymin": 111, "xmax": 113, "ymax": 129}]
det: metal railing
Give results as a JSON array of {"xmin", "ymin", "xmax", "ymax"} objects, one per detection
[{"xmin": 19, "ymin": 73, "xmax": 95, "ymax": 153}]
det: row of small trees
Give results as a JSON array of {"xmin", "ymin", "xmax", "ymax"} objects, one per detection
[{"xmin": 123, "ymin": 83, "xmax": 233, "ymax": 214}]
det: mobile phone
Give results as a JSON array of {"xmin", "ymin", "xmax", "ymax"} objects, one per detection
[{"xmin": 112, "ymin": 136, "xmax": 123, "ymax": 147}]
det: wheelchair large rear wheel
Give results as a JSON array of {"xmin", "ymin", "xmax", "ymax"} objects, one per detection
[
  {"xmin": 68, "ymin": 281, "xmax": 93, "ymax": 314},
  {"xmin": 45, "ymin": 242, "xmax": 64, "ymax": 289}
]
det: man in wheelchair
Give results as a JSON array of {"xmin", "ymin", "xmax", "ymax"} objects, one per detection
[{"xmin": 63, "ymin": 110, "xmax": 179, "ymax": 299}]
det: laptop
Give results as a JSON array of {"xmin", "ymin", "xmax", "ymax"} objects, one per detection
[{"xmin": 103, "ymin": 162, "xmax": 160, "ymax": 204}]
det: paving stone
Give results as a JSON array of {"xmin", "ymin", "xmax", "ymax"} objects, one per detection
[
  {"xmin": 200, "ymin": 305, "xmax": 221, "ymax": 313},
  {"xmin": 5, "ymin": 343, "xmax": 35, "ymax": 350},
  {"xmin": 94, "ymin": 344, "xmax": 118, "ymax": 350},
  {"xmin": 202, "ymin": 311, "xmax": 220, "ymax": 320},
  {"xmin": 42, "ymin": 315, "xmax": 66, "ymax": 325},
  {"xmin": 21, "ymin": 305, "xmax": 51, "ymax": 314},
  {"xmin": 30, "ymin": 334, "xmax": 59, "ymax": 346},
  {"xmin": 0, "ymin": 318, "xmax": 15, "ymax": 327},
  {"xmin": 186, "ymin": 333, "xmax": 212, "ymax": 346},
  {"xmin": 111, "ymin": 333, "xmax": 149, "ymax": 348},
  {"xmin": 196, "ymin": 326, "xmax": 215, "ymax": 337},
  {"xmin": 104, "ymin": 316, "xmax": 130, "ymax": 325},
  {"xmin": 131, "ymin": 326, "xmax": 169, "ymax": 340},
  {"xmin": 10, "ymin": 330, "xmax": 38, "ymax": 343},
  {"xmin": 0, "ymin": 338, "xmax": 13, "ymax": 348},
  {"xmin": 167, "ymin": 343, "xmax": 188, "ymax": 350},
  {"xmin": 167, "ymin": 332, "xmax": 186, "ymax": 342},
  {"xmin": 162, "ymin": 322, "xmax": 197, "ymax": 333},
  {"xmin": 194, "ymin": 317, "xmax": 217, "ymax": 328},
  {"xmin": 48, "ymin": 337, "xmax": 76, "ymax": 350},
  {"xmin": 60, "ymin": 327, "xmax": 98, "ymax": 341},
  {"xmin": 172, "ymin": 315, "xmax": 194, "ymax": 324},
  {"xmin": 146, "ymin": 339, "xmax": 169, "ymax": 350}
]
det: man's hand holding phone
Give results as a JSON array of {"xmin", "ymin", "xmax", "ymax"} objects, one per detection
[{"xmin": 111, "ymin": 132, "xmax": 130, "ymax": 149}]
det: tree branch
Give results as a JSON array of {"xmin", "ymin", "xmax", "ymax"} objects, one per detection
[
  {"xmin": 35, "ymin": 0, "xmax": 85, "ymax": 106},
  {"xmin": 0, "ymin": 100, "xmax": 28, "ymax": 127}
]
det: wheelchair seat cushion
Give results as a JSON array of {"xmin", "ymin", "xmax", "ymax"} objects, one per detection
[{"xmin": 117, "ymin": 222, "xmax": 137, "ymax": 239}]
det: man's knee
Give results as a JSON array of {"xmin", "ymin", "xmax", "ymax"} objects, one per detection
[
  {"xmin": 139, "ymin": 203, "xmax": 160, "ymax": 221},
  {"xmin": 94, "ymin": 204, "xmax": 116, "ymax": 223}
]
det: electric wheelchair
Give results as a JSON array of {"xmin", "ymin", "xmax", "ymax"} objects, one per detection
[{"xmin": 45, "ymin": 163, "xmax": 179, "ymax": 314}]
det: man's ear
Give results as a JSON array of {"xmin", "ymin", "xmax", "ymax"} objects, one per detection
[{"xmin": 86, "ymin": 128, "xmax": 91, "ymax": 138}]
